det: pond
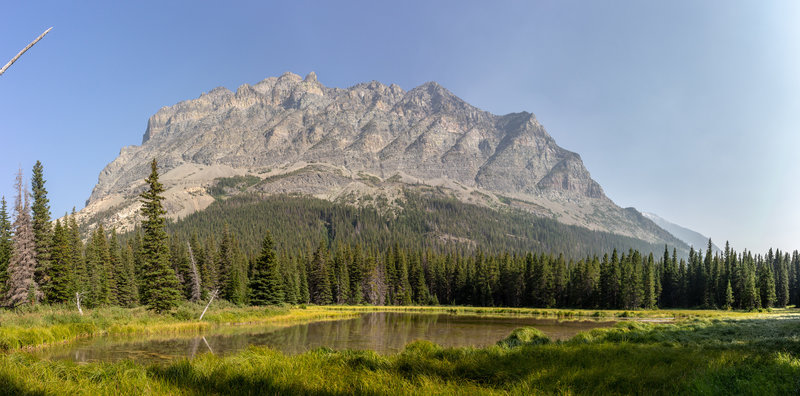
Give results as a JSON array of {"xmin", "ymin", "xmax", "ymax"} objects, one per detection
[{"xmin": 33, "ymin": 312, "xmax": 616, "ymax": 364}]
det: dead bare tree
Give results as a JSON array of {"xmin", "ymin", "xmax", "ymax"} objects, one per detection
[
  {"xmin": 199, "ymin": 289, "xmax": 219, "ymax": 321},
  {"xmin": 75, "ymin": 292, "xmax": 83, "ymax": 316},
  {"xmin": 187, "ymin": 242, "xmax": 202, "ymax": 302},
  {"xmin": 0, "ymin": 27, "xmax": 52, "ymax": 77}
]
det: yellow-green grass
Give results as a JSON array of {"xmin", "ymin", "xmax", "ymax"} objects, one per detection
[
  {"xmin": 0, "ymin": 303, "xmax": 355, "ymax": 352},
  {"xmin": 3, "ymin": 303, "xmax": 794, "ymax": 353},
  {"xmin": 316, "ymin": 304, "xmax": 794, "ymax": 320},
  {"xmin": 0, "ymin": 317, "xmax": 798, "ymax": 395}
]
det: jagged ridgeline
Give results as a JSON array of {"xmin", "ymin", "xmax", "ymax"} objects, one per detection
[{"xmin": 77, "ymin": 72, "xmax": 687, "ymax": 256}]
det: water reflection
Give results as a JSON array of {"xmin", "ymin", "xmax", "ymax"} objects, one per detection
[{"xmin": 34, "ymin": 312, "xmax": 615, "ymax": 364}]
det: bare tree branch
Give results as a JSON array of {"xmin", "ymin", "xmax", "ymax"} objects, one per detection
[
  {"xmin": 0, "ymin": 27, "xmax": 52, "ymax": 77},
  {"xmin": 187, "ymin": 242, "xmax": 203, "ymax": 302}
]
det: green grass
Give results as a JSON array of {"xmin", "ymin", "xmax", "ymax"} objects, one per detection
[
  {"xmin": 0, "ymin": 303, "xmax": 355, "ymax": 352},
  {"xmin": 1, "ymin": 306, "xmax": 798, "ymax": 395},
  {"xmin": 0, "ymin": 317, "xmax": 798, "ymax": 395},
  {"xmin": 317, "ymin": 304, "xmax": 784, "ymax": 319}
]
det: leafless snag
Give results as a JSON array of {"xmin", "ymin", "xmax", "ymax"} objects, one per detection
[
  {"xmin": 199, "ymin": 289, "xmax": 219, "ymax": 321},
  {"xmin": 0, "ymin": 27, "xmax": 52, "ymax": 77},
  {"xmin": 187, "ymin": 242, "xmax": 202, "ymax": 302},
  {"xmin": 75, "ymin": 292, "xmax": 83, "ymax": 316}
]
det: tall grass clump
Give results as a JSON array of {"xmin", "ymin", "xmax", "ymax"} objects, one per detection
[{"xmin": 497, "ymin": 327, "xmax": 550, "ymax": 348}]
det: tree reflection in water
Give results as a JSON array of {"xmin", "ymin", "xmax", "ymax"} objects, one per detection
[{"xmin": 35, "ymin": 312, "xmax": 615, "ymax": 364}]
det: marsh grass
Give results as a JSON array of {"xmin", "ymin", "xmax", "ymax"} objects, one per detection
[
  {"xmin": 0, "ymin": 315, "xmax": 798, "ymax": 395},
  {"xmin": 317, "ymin": 304, "xmax": 790, "ymax": 320},
  {"xmin": 0, "ymin": 303, "xmax": 355, "ymax": 352}
]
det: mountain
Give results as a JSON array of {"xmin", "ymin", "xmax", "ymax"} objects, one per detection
[
  {"xmin": 642, "ymin": 212, "xmax": 719, "ymax": 253},
  {"xmin": 76, "ymin": 72, "xmax": 686, "ymax": 254}
]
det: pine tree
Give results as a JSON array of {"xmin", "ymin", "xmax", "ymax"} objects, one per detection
[
  {"xmin": 298, "ymin": 255, "xmax": 310, "ymax": 304},
  {"xmin": 280, "ymin": 251, "xmax": 299, "ymax": 304},
  {"xmin": 87, "ymin": 225, "xmax": 111, "ymax": 307},
  {"xmin": 139, "ymin": 159, "xmax": 182, "ymax": 312},
  {"xmin": 332, "ymin": 244, "xmax": 350, "ymax": 304},
  {"xmin": 757, "ymin": 258, "xmax": 776, "ymax": 308},
  {"xmin": 643, "ymin": 253, "xmax": 656, "ymax": 309},
  {"xmin": 0, "ymin": 197, "xmax": 11, "ymax": 297},
  {"xmin": 394, "ymin": 248, "xmax": 413, "ymax": 305},
  {"xmin": 724, "ymin": 280, "xmax": 734, "ymax": 310},
  {"xmin": 67, "ymin": 210, "xmax": 85, "ymax": 296},
  {"xmin": 348, "ymin": 245, "xmax": 364, "ymax": 304},
  {"xmin": 31, "ymin": 161, "xmax": 52, "ymax": 300},
  {"xmin": 107, "ymin": 229, "xmax": 122, "ymax": 305},
  {"xmin": 46, "ymin": 219, "xmax": 72, "ymax": 303},
  {"xmin": 116, "ymin": 244, "xmax": 138, "ymax": 307},
  {"xmin": 792, "ymin": 251, "xmax": 800, "ymax": 306},
  {"xmin": 218, "ymin": 225, "xmax": 235, "ymax": 299},
  {"xmin": 201, "ymin": 235, "xmax": 217, "ymax": 293},
  {"xmin": 309, "ymin": 241, "xmax": 332, "ymax": 304},
  {"xmin": 775, "ymin": 251, "xmax": 790, "ymax": 307},
  {"xmin": 225, "ymin": 248, "xmax": 249, "ymax": 305},
  {"xmin": 409, "ymin": 252, "xmax": 431, "ymax": 305},
  {"xmin": 474, "ymin": 250, "xmax": 493, "ymax": 306},
  {"xmin": 169, "ymin": 237, "xmax": 192, "ymax": 300},
  {"xmin": 741, "ymin": 252, "xmax": 760, "ymax": 309},
  {"xmin": 5, "ymin": 170, "xmax": 41, "ymax": 307},
  {"xmin": 249, "ymin": 231, "xmax": 284, "ymax": 305}
]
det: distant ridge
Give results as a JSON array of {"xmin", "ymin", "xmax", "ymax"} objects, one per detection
[{"xmin": 642, "ymin": 212, "xmax": 720, "ymax": 253}]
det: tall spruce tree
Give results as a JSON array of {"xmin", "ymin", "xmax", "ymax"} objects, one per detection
[
  {"xmin": 5, "ymin": 170, "xmax": 41, "ymax": 307},
  {"xmin": 332, "ymin": 244, "xmax": 350, "ymax": 304},
  {"xmin": 217, "ymin": 225, "xmax": 235, "ymax": 299},
  {"xmin": 298, "ymin": 255, "xmax": 310, "ymax": 303},
  {"xmin": 757, "ymin": 258, "xmax": 776, "ymax": 308},
  {"xmin": 249, "ymin": 231, "xmax": 284, "ymax": 305},
  {"xmin": 348, "ymin": 244, "xmax": 364, "ymax": 304},
  {"xmin": 139, "ymin": 159, "xmax": 182, "ymax": 312},
  {"xmin": 107, "ymin": 229, "xmax": 122, "ymax": 305},
  {"xmin": 46, "ymin": 219, "xmax": 72, "ymax": 303},
  {"xmin": 280, "ymin": 251, "xmax": 299, "ymax": 304},
  {"xmin": 775, "ymin": 252, "xmax": 790, "ymax": 307},
  {"xmin": 309, "ymin": 241, "xmax": 332, "ymax": 304},
  {"xmin": 0, "ymin": 197, "xmax": 11, "ymax": 297},
  {"xmin": 643, "ymin": 253, "xmax": 656, "ymax": 309},
  {"xmin": 116, "ymin": 244, "xmax": 139, "ymax": 307},
  {"xmin": 724, "ymin": 279, "xmax": 734, "ymax": 310},
  {"xmin": 226, "ymin": 248, "xmax": 249, "ymax": 305},
  {"xmin": 87, "ymin": 225, "xmax": 111, "ymax": 306},
  {"xmin": 31, "ymin": 161, "xmax": 52, "ymax": 300},
  {"xmin": 67, "ymin": 210, "xmax": 86, "ymax": 296}
]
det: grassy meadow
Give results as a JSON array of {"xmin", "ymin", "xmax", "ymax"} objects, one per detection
[
  {"xmin": 0, "ymin": 305, "xmax": 798, "ymax": 395},
  {"xmin": 0, "ymin": 302, "xmax": 356, "ymax": 352}
]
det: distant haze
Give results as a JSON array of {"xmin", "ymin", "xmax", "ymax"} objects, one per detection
[
  {"xmin": 643, "ymin": 212, "xmax": 720, "ymax": 254},
  {"xmin": 1, "ymin": 1, "xmax": 799, "ymax": 253}
]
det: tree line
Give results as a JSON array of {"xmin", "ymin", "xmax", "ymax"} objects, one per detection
[{"xmin": 1, "ymin": 160, "xmax": 798, "ymax": 312}]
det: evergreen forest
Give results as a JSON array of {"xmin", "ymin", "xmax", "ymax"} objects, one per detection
[{"xmin": 1, "ymin": 161, "xmax": 798, "ymax": 312}]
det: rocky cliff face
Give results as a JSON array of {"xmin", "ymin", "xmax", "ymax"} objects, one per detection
[{"xmin": 77, "ymin": 72, "xmax": 676, "ymax": 245}]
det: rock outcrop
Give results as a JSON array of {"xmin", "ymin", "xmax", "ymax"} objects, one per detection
[{"xmin": 76, "ymin": 72, "xmax": 678, "ymax": 246}]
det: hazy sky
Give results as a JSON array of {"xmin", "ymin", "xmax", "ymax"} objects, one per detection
[{"xmin": 1, "ymin": 1, "xmax": 798, "ymax": 253}]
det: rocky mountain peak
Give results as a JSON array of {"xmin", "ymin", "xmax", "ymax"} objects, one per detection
[
  {"xmin": 78, "ymin": 72, "xmax": 677, "ymax": 248},
  {"xmin": 304, "ymin": 71, "xmax": 318, "ymax": 82}
]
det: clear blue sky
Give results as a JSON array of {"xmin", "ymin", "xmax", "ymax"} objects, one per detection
[{"xmin": 1, "ymin": 1, "xmax": 799, "ymax": 253}]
